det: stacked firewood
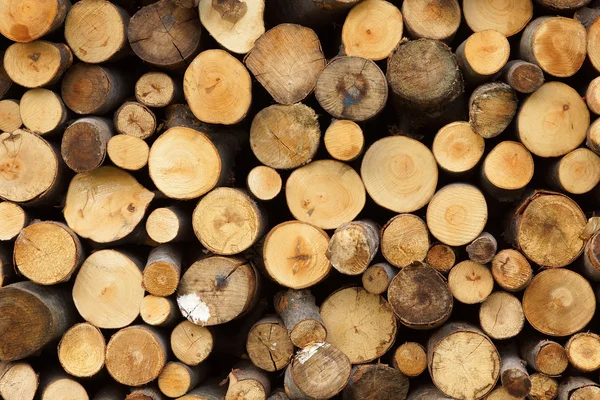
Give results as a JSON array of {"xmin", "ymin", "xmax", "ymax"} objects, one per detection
[{"xmin": 1, "ymin": 0, "xmax": 600, "ymax": 399}]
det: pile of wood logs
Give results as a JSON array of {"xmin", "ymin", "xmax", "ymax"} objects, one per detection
[{"xmin": 3, "ymin": 0, "xmax": 600, "ymax": 399}]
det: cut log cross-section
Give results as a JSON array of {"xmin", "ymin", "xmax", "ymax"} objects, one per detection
[
  {"xmin": 393, "ymin": 342, "xmax": 427, "ymax": 377},
  {"xmin": 107, "ymin": 134, "xmax": 150, "ymax": 172},
  {"xmin": 0, "ymin": 0, "xmax": 69, "ymax": 42},
  {"xmin": 0, "ymin": 362, "xmax": 38, "ymax": 400},
  {"xmin": 246, "ymin": 316, "xmax": 294, "ymax": 372},
  {"xmin": 463, "ymin": 0, "xmax": 533, "ymax": 37},
  {"xmin": 498, "ymin": 60, "xmax": 544, "ymax": 94},
  {"xmin": 57, "ymin": 322, "xmax": 105, "ymax": 378},
  {"xmin": 20, "ymin": 89, "xmax": 68, "ymax": 136},
  {"xmin": 362, "ymin": 262, "xmax": 396, "ymax": 295},
  {"xmin": 135, "ymin": 72, "xmax": 182, "ymax": 108},
  {"xmin": 381, "ymin": 214, "xmax": 430, "ymax": 269},
  {"xmin": 479, "ymin": 291, "xmax": 525, "ymax": 340},
  {"xmin": 4, "ymin": 41, "xmax": 72, "ymax": 88},
  {"xmin": 274, "ymin": 289, "xmax": 327, "ymax": 348},
  {"xmin": 245, "ymin": 24, "xmax": 326, "ymax": 105},
  {"xmin": 401, "ymin": 0, "xmax": 461, "ymax": 42},
  {"xmin": 468, "ymin": 82, "xmax": 518, "ymax": 139},
  {"xmin": 456, "ymin": 30, "xmax": 510, "ymax": 86},
  {"xmin": 143, "ymin": 244, "xmax": 182, "ymax": 297},
  {"xmin": 323, "ymin": 119, "xmax": 364, "ymax": 162},
  {"xmin": 521, "ymin": 337, "xmax": 568, "ymax": 376},
  {"xmin": 114, "ymin": 101, "xmax": 157, "ymax": 139},
  {"xmin": 128, "ymin": 0, "xmax": 202, "ymax": 70},
  {"xmin": 432, "ymin": 121, "xmax": 485, "ymax": 175},
  {"xmin": 170, "ymin": 320, "xmax": 213, "ymax": 366},
  {"xmin": 327, "ymin": 220, "xmax": 379, "ymax": 275},
  {"xmin": 0, "ymin": 99, "xmax": 21, "ymax": 133},
  {"xmin": 61, "ymin": 117, "xmax": 114, "ymax": 173}
]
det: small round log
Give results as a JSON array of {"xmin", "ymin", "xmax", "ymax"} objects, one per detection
[
  {"xmin": 72, "ymin": 249, "xmax": 145, "ymax": 329},
  {"xmin": 362, "ymin": 262, "xmax": 395, "ymax": 295},
  {"xmin": 246, "ymin": 315, "xmax": 294, "ymax": 372},
  {"xmin": 323, "ymin": 119, "xmax": 364, "ymax": 162},
  {"xmin": 0, "ymin": 99, "xmax": 21, "ymax": 133},
  {"xmin": 498, "ymin": 60, "xmax": 544, "ymax": 94},
  {"xmin": 463, "ymin": 0, "xmax": 532, "ymax": 37},
  {"xmin": 479, "ymin": 291, "xmax": 525, "ymax": 340},
  {"xmin": 381, "ymin": 214, "xmax": 430, "ymax": 269},
  {"xmin": 58, "ymin": 322, "xmax": 105, "ymax": 378},
  {"xmin": 448, "ymin": 260, "xmax": 494, "ymax": 304},
  {"xmin": 0, "ymin": 0, "xmax": 69, "ymax": 42},
  {"xmin": 158, "ymin": 361, "xmax": 205, "ymax": 398},
  {"xmin": 548, "ymin": 148, "xmax": 600, "ymax": 195},
  {"xmin": 143, "ymin": 244, "xmax": 182, "ymax": 297},
  {"xmin": 393, "ymin": 342, "xmax": 427, "ymax": 377},
  {"xmin": 135, "ymin": 72, "xmax": 182, "ymax": 108},
  {"xmin": 499, "ymin": 342, "xmax": 531, "ymax": 398},
  {"xmin": 315, "ymin": 56, "xmax": 387, "ymax": 121},
  {"xmin": 4, "ymin": 40, "xmax": 72, "ymax": 88},
  {"xmin": 401, "ymin": 0, "xmax": 460, "ymax": 42},
  {"xmin": 529, "ymin": 373, "xmax": 559, "ymax": 400},
  {"xmin": 482, "ymin": 141, "xmax": 535, "ymax": 202},
  {"xmin": 320, "ymin": 287, "xmax": 396, "ymax": 364},
  {"xmin": 361, "ymin": 136, "xmax": 438, "ymax": 213},
  {"xmin": 146, "ymin": 206, "xmax": 192, "ymax": 244},
  {"xmin": 468, "ymin": 82, "xmax": 518, "ymax": 139},
  {"xmin": 170, "ymin": 320, "xmax": 213, "ymax": 366},
  {"xmin": 521, "ymin": 337, "xmax": 568, "ymax": 376},
  {"xmin": 523, "ymin": 269, "xmax": 595, "ymax": 336},
  {"xmin": 114, "ymin": 101, "xmax": 156, "ymax": 139},
  {"xmin": 20, "ymin": 89, "xmax": 68, "ymax": 136},
  {"xmin": 274, "ymin": 289, "xmax": 327, "ymax": 348},
  {"xmin": 247, "ymin": 166, "xmax": 282, "ymax": 201},
  {"xmin": 61, "ymin": 117, "xmax": 114, "ymax": 173},
  {"xmin": 565, "ymin": 332, "xmax": 600, "ymax": 372},
  {"xmin": 466, "ymin": 232, "xmax": 497, "ymax": 264},
  {"xmin": 106, "ymin": 325, "xmax": 168, "ymax": 386},
  {"xmin": 456, "ymin": 30, "xmax": 510, "ymax": 86},
  {"xmin": 140, "ymin": 295, "xmax": 180, "ymax": 327},
  {"xmin": 263, "ymin": 221, "xmax": 331, "ymax": 289},
  {"xmin": 0, "ymin": 202, "xmax": 28, "ymax": 241},
  {"xmin": 432, "ymin": 121, "xmax": 485, "ymax": 175},
  {"xmin": 107, "ymin": 134, "xmax": 149, "ymax": 171},
  {"xmin": 425, "ymin": 243, "xmax": 456, "ymax": 273},
  {"xmin": 0, "ymin": 362, "xmax": 38, "ymax": 400}
]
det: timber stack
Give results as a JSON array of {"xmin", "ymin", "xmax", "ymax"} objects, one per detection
[{"xmin": 2, "ymin": 0, "xmax": 600, "ymax": 399}]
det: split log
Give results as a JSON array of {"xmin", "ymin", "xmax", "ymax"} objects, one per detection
[
  {"xmin": 192, "ymin": 187, "xmax": 266, "ymax": 255},
  {"xmin": 65, "ymin": 0, "xmax": 130, "ymax": 63},
  {"xmin": 61, "ymin": 117, "xmax": 114, "ymax": 173},
  {"xmin": 520, "ymin": 17, "xmax": 587, "ymax": 77},
  {"xmin": 432, "ymin": 121, "xmax": 485, "ymax": 175},
  {"xmin": 170, "ymin": 320, "xmax": 213, "ymax": 366},
  {"xmin": 284, "ymin": 342, "xmax": 351, "ymax": 400},
  {"xmin": 0, "ymin": 0, "xmax": 69, "ymax": 42},
  {"xmin": 521, "ymin": 338, "xmax": 568, "ymax": 376},
  {"xmin": 425, "ymin": 243, "xmax": 456, "ymax": 273},
  {"xmin": 245, "ymin": 24, "xmax": 326, "ymax": 105},
  {"xmin": 447, "ymin": 260, "xmax": 494, "ymax": 304},
  {"xmin": 499, "ymin": 342, "xmax": 531, "ymax": 398},
  {"xmin": 225, "ymin": 362, "xmax": 271, "ymax": 400},
  {"xmin": 61, "ymin": 63, "xmax": 129, "ymax": 115},
  {"xmin": 456, "ymin": 31, "xmax": 510, "ymax": 86},
  {"xmin": 482, "ymin": 141, "xmax": 535, "ymax": 201},
  {"xmin": 184, "ymin": 49, "xmax": 252, "ymax": 124},
  {"xmin": 57, "ymin": 322, "xmax": 105, "ymax": 378},
  {"xmin": 246, "ymin": 315, "xmax": 294, "ymax": 372},
  {"xmin": 588, "ymin": 118, "xmax": 600, "ymax": 153},
  {"xmin": 114, "ymin": 101, "xmax": 156, "ymax": 139},
  {"xmin": 146, "ymin": 206, "xmax": 191, "ymax": 244},
  {"xmin": 327, "ymin": 219, "xmax": 379, "ymax": 275},
  {"xmin": 426, "ymin": 183, "xmax": 488, "ymax": 247},
  {"xmin": 386, "ymin": 39, "xmax": 464, "ymax": 130},
  {"xmin": 557, "ymin": 377, "xmax": 600, "ymax": 400},
  {"xmin": 388, "ymin": 261, "xmax": 453, "ymax": 329},
  {"xmin": 72, "ymin": 249, "xmax": 145, "ymax": 329},
  {"xmin": 565, "ymin": 332, "xmax": 600, "ymax": 372},
  {"xmin": 175, "ymin": 381, "xmax": 226, "ymax": 400},
  {"xmin": 523, "ymin": 269, "xmax": 595, "ymax": 336},
  {"xmin": 463, "ymin": 0, "xmax": 533, "ymax": 37},
  {"xmin": 128, "ymin": 0, "xmax": 202, "ymax": 70},
  {"xmin": 498, "ymin": 60, "xmax": 544, "ymax": 94},
  {"xmin": 529, "ymin": 373, "xmax": 559, "ymax": 400},
  {"xmin": 4, "ymin": 41, "xmax": 72, "ymax": 88},
  {"xmin": 393, "ymin": 342, "xmax": 427, "ymax": 377},
  {"xmin": 509, "ymin": 190, "xmax": 586, "ymax": 268},
  {"xmin": 479, "ymin": 292, "xmax": 525, "ymax": 340},
  {"xmin": 0, "ymin": 202, "xmax": 28, "ymax": 241},
  {"xmin": 361, "ymin": 136, "xmax": 438, "ymax": 213},
  {"xmin": 38, "ymin": 374, "xmax": 88, "ymax": 400},
  {"xmin": 320, "ymin": 287, "xmax": 396, "ymax": 363},
  {"xmin": 315, "ymin": 56, "xmax": 388, "ymax": 121},
  {"xmin": 143, "ymin": 244, "xmax": 182, "ymax": 297},
  {"xmin": 140, "ymin": 295, "xmax": 180, "ymax": 327},
  {"xmin": 362, "ymin": 262, "xmax": 395, "ymax": 295},
  {"xmin": 341, "ymin": 0, "xmax": 403, "ymax": 61},
  {"xmin": 107, "ymin": 134, "xmax": 150, "ymax": 171},
  {"xmin": 135, "ymin": 72, "xmax": 182, "ymax": 108},
  {"xmin": 0, "ymin": 281, "xmax": 76, "ymax": 361},
  {"xmin": 0, "ymin": 129, "xmax": 65, "ymax": 205},
  {"xmin": 20, "ymin": 89, "xmax": 68, "ymax": 136},
  {"xmin": 177, "ymin": 255, "xmax": 258, "ymax": 326},
  {"xmin": 428, "ymin": 322, "xmax": 499, "ymax": 399},
  {"xmin": 468, "ymin": 82, "xmax": 518, "ymax": 139},
  {"xmin": 0, "ymin": 362, "xmax": 38, "ymax": 400},
  {"xmin": 199, "ymin": 0, "xmax": 265, "ymax": 54},
  {"xmin": 536, "ymin": 0, "xmax": 592, "ymax": 10},
  {"xmin": 323, "ymin": 119, "xmax": 364, "ymax": 162},
  {"xmin": 381, "ymin": 214, "xmax": 430, "ymax": 269},
  {"xmin": 64, "ymin": 166, "xmax": 154, "ymax": 243},
  {"xmin": 14, "ymin": 221, "xmax": 83, "ymax": 285},
  {"xmin": 106, "ymin": 325, "xmax": 168, "ymax": 386},
  {"xmin": 249, "ymin": 103, "xmax": 321, "ymax": 170},
  {"xmin": 401, "ymin": 0, "xmax": 460, "ymax": 42},
  {"xmin": 263, "ymin": 221, "xmax": 331, "ymax": 289},
  {"xmin": 286, "ymin": 160, "xmax": 365, "ymax": 229},
  {"xmin": 247, "ymin": 166, "xmax": 282, "ymax": 201},
  {"xmin": 548, "ymin": 148, "xmax": 600, "ymax": 194},
  {"xmin": 466, "ymin": 232, "xmax": 497, "ymax": 264},
  {"xmin": 148, "ymin": 126, "xmax": 240, "ymax": 200},
  {"xmin": 274, "ymin": 289, "xmax": 327, "ymax": 348},
  {"xmin": 158, "ymin": 361, "xmax": 205, "ymax": 398},
  {"xmin": 342, "ymin": 364, "xmax": 409, "ymax": 400},
  {"xmin": 0, "ymin": 99, "xmax": 21, "ymax": 133}
]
